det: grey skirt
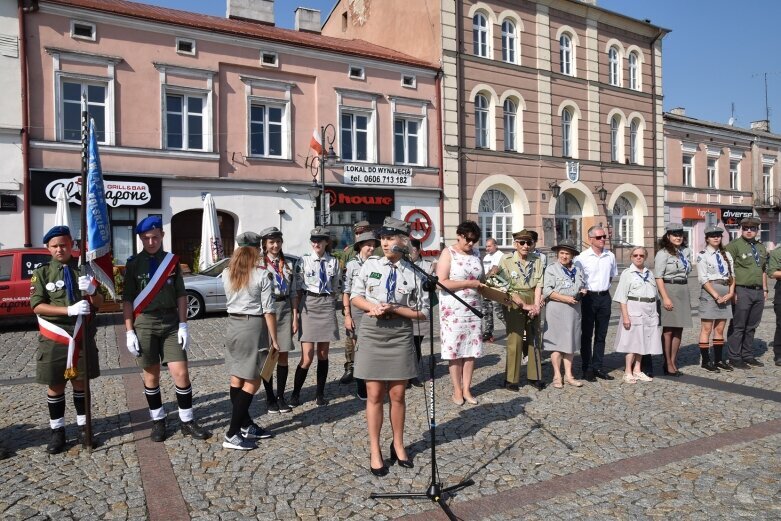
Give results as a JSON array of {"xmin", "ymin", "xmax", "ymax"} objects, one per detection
[
  {"xmin": 225, "ymin": 315, "xmax": 268, "ymax": 380},
  {"xmin": 299, "ymin": 293, "xmax": 339, "ymax": 343},
  {"xmin": 267, "ymin": 298, "xmax": 295, "ymax": 352},
  {"xmin": 354, "ymin": 316, "xmax": 417, "ymax": 381},
  {"xmin": 698, "ymin": 282, "xmax": 732, "ymax": 320},
  {"xmin": 347, "ymin": 303, "xmax": 366, "ymax": 340},
  {"xmin": 659, "ymin": 282, "xmax": 692, "ymax": 328},
  {"xmin": 543, "ymin": 300, "xmax": 581, "ymax": 355}
]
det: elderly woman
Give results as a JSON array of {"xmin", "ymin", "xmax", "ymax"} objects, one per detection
[
  {"xmin": 351, "ymin": 217, "xmax": 429, "ymax": 476},
  {"xmin": 436, "ymin": 220, "xmax": 484, "ymax": 405},
  {"xmin": 696, "ymin": 226, "xmax": 735, "ymax": 372},
  {"xmin": 542, "ymin": 239, "xmax": 586, "ymax": 388},
  {"xmin": 614, "ymin": 246, "xmax": 662, "ymax": 383},
  {"xmin": 654, "ymin": 223, "xmax": 692, "ymax": 376}
]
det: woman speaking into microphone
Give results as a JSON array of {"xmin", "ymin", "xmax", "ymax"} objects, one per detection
[{"xmin": 350, "ymin": 217, "xmax": 430, "ymax": 477}]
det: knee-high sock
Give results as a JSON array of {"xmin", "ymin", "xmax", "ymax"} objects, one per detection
[
  {"xmin": 292, "ymin": 365, "xmax": 308, "ymax": 395},
  {"xmin": 713, "ymin": 338, "xmax": 725, "ymax": 362},
  {"xmin": 276, "ymin": 364, "xmax": 289, "ymax": 398},
  {"xmin": 144, "ymin": 385, "xmax": 165, "ymax": 421},
  {"xmin": 47, "ymin": 393, "xmax": 66, "ymax": 429},
  {"xmin": 227, "ymin": 389, "xmax": 253, "ymax": 438},
  {"xmin": 263, "ymin": 377, "xmax": 276, "ymax": 403},
  {"xmin": 699, "ymin": 342, "xmax": 711, "ymax": 363},
  {"xmin": 72, "ymin": 390, "xmax": 86, "ymax": 426},
  {"xmin": 175, "ymin": 384, "xmax": 194, "ymax": 422},
  {"xmin": 316, "ymin": 359, "xmax": 329, "ymax": 397}
]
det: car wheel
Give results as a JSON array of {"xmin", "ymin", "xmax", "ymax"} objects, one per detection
[{"xmin": 186, "ymin": 291, "xmax": 205, "ymax": 320}]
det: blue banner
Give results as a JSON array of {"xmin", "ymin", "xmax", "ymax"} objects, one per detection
[{"xmin": 85, "ymin": 118, "xmax": 115, "ymax": 297}]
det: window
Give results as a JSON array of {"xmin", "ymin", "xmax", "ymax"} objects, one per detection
[
  {"xmin": 250, "ymin": 103, "xmax": 284, "ymax": 158},
  {"xmin": 763, "ymin": 165, "xmax": 772, "ymax": 202},
  {"xmin": 348, "ymin": 65, "xmax": 365, "ymax": 80},
  {"xmin": 393, "ymin": 117, "xmax": 421, "ymax": 165},
  {"xmin": 165, "ymin": 93, "xmax": 206, "ymax": 150},
  {"xmin": 473, "ymin": 13, "xmax": 489, "ymax": 58},
  {"xmin": 612, "ymin": 196, "xmax": 634, "ymax": 245},
  {"xmin": 341, "ymin": 111, "xmax": 370, "ymax": 161},
  {"xmin": 176, "ymin": 38, "xmax": 196, "ymax": 56},
  {"xmin": 682, "ymin": 155, "xmax": 694, "ymax": 187},
  {"xmin": 70, "ymin": 20, "xmax": 96, "ymax": 41},
  {"xmin": 0, "ymin": 255, "xmax": 11, "ymax": 282},
  {"xmin": 560, "ymin": 34, "xmax": 573, "ymax": 75},
  {"xmin": 730, "ymin": 160, "xmax": 739, "ymax": 190},
  {"xmin": 401, "ymin": 74, "xmax": 416, "ymax": 88},
  {"xmin": 629, "ymin": 120, "xmax": 639, "ymax": 164},
  {"xmin": 475, "ymin": 94, "xmax": 489, "ymax": 148},
  {"xmin": 62, "ymin": 80, "xmax": 107, "ymax": 143},
  {"xmin": 760, "ymin": 222, "xmax": 771, "ymax": 244},
  {"xmin": 261, "ymin": 51, "xmax": 278, "ymax": 67},
  {"xmin": 501, "ymin": 19, "xmax": 517, "ymax": 64},
  {"xmin": 610, "ymin": 116, "xmax": 620, "ymax": 162},
  {"xmin": 707, "ymin": 158, "xmax": 717, "ymax": 188},
  {"xmin": 478, "ymin": 189, "xmax": 513, "ymax": 248},
  {"xmin": 562, "ymin": 108, "xmax": 572, "ymax": 157},
  {"xmin": 503, "ymin": 99, "xmax": 517, "ymax": 152},
  {"xmin": 110, "ymin": 207, "xmax": 136, "ymax": 263},
  {"xmin": 628, "ymin": 52, "xmax": 639, "ymax": 90},
  {"xmin": 608, "ymin": 47, "xmax": 620, "ymax": 86}
]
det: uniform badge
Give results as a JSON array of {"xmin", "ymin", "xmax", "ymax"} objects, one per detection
[
  {"xmin": 55, "ymin": 280, "xmax": 65, "ymax": 289},
  {"xmin": 742, "ymin": 254, "xmax": 747, "ymax": 259},
  {"xmin": 369, "ymin": 272, "xmax": 382, "ymax": 279},
  {"xmin": 511, "ymin": 271, "xmax": 519, "ymax": 279},
  {"xmin": 46, "ymin": 282, "xmax": 56, "ymax": 291},
  {"xmin": 30, "ymin": 275, "xmax": 37, "ymax": 283},
  {"xmin": 29, "ymin": 286, "xmax": 35, "ymax": 296}
]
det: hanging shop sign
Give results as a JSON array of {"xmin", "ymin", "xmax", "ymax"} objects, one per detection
[
  {"xmin": 320, "ymin": 185, "xmax": 395, "ymax": 212},
  {"xmin": 30, "ymin": 170, "xmax": 162, "ymax": 209},
  {"xmin": 404, "ymin": 208, "xmax": 433, "ymax": 242},
  {"xmin": 720, "ymin": 207, "xmax": 754, "ymax": 227},
  {"xmin": 343, "ymin": 164, "xmax": 413, "ymax": 187}
]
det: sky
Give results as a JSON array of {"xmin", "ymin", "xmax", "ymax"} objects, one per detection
[{"xmin": 145, "ymin": 0, "xmax": 781, "ymax": 131}]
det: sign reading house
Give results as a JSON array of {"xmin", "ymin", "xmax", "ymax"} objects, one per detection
[{"xmin": 31, "ymin": 170, "xmax": 162, "ymax": 208}]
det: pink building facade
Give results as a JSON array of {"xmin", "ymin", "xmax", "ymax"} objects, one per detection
[{"xmin": 20, "ymin": 0, "xmax": 441, "ymax": 263}]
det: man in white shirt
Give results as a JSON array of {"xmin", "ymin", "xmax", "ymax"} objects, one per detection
[
  {"xmin": 481, "ymin": 238, "xmax": 505, "ymax": 341},
  {"xmin": 574, "ymin": 225, "xmax": 618, "ymax": 381}
]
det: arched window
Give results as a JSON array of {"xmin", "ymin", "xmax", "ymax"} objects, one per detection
[
  {"xmin": 612, "ymin": 196, "xmax": 634, "ymax": 245},
  {"xmin": 503, "ymin": 99, "xmax": 517, "ymax": 151},
  {"xmin": 610, "ymin": 116, "xmax": 621, "ymax": 162},
  {"xmin": 473, "ymin": 13, "xmax": 489, "ymax": 58},
  {"xmin": 629, "ymin": 119, "xmax": 639, "ymax": 164},
  {"xmin": 478, "ymin": 189, "xmax": 513, "ymax": 247},
  {"xmin": 560, "ymin": 34, "xmax": 573, "ymax": 75},
  {"xmin": 628, "ymin": 52, "xmax": 639, "ymax": 90},
  {"xmin": 501, "ymin": 19, "xmax": 517, "ymax": 64},
  {"xmin": 562, "ymin": 108, "xmax": 572, "ymax": 157},
  {"xmin": 475, "ymin": 94, "xmax": 489, "ymax": 148},
  {"xmin": 608, "ymin": 46, "xmax": 620, "ymax": 86}
]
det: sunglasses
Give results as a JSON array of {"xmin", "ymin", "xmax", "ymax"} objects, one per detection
[
  {"xmin": 591, "ymin": 235, "xmax": 607, "ymax": 240},
  {"xmin": 631, "ymin": 254, "xmax": 646, "ymax": 258},
  {"xmin": 742, "ymin": 226, "xmax": 758, "ymax": 231},
  {"xmin": 461, "ymin": 235, "xmax": 479, "ymax": 244},
  {"xmin": 310, "ymin": 238, "xmax": 327, "ymax": 243},
  {"xmin": 515, "ymin": 239, "xmax": 533, "ymax": 246},
  {"xmin": 705, "ymin": 234, "xmax": 723, "ymax": 239}
]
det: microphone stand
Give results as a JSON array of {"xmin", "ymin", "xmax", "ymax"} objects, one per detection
[{"xmin": 369, "ymin": 251, "xmax": 482, "ymax": 519}]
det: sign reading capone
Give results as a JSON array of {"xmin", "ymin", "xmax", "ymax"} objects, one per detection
[{"xmin": 45, "ymin": 176, "xmax": 152, "ymax": 207}]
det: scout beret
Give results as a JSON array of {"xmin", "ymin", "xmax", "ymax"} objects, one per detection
[
  {"xmin": 379, "ymin": 217, "xmax": 410, "ymax": 237},
  {"xmin": 353, "ymin": 230, "xmax": 379, "ymax": 251},
  {"xmin": 551, "ymin": 238, "xmax": 579, "ymax": 255},
  {"xmin": 136, "ymin": 215, "xmax": 163, "ymax": 234},
  {"xmin": 310, "ymin": 226, "xmax": 330, "ymax": 240},
  {"xmin": 236, "ymin": 231, "xmax": 261, "ymax": 247},
  {"xmin": 740, "ymin": 216, "xmax": 761, "ymax": 227},
  {"xmin": 704, "ymin": 226, "xmax": 725, "ymax": 236},
  {"xmin": 512, "ymin": 229, "xmax": 534, "ymax": 240},
  {"xmin": 259, "ymin": 226, "xmax": 283, "ymax": 240},
  {"xmin": 43, "ymin": 225, "xmax": 71, "ymax": 245},
  {"xmin": 665, "ymin": 222, "xmax": 684, "ymax": 233}
]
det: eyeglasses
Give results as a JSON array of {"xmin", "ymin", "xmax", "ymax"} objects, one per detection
[
  {"xmin": 461, "ymin": 235, "xmax": 479, "ymax": 244},
  {"xmin": 310, "ymin": 238, "xmax": 327, "ymax": 243},
  {"xmin": 742, "ymin": 226, "xmax": 758, "ymax": 231},
  {"xmin": 591, "ymin": 235, "xmax": 607, "ymax": 240},
  {"xmin": 514, "ymin": 240, "xmax": 533, "ymax": 246}
]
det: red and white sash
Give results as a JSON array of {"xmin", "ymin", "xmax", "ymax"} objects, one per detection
[
  {"xmin": 133, "ymin": 252, "xmax": 179, "ymax": 317},
  {"xmin": 38, "ymin": 314, "xmax": 84, "ymax": 378}
]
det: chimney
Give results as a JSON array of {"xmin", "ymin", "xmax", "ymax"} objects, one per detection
[
  {"xmin": 751, "ymin": 120, "xmax": 770, "ymax": 132},
  {"xmin": 578, "ymin": 0, "xmax": 597, "ymax": 5},
  {"xmin": 228, "ymin": 0, "xmax": 274, "ymax": 26},
  {"xmin": 670, "ymin": 107, "xmax": 686, "ymax": 116},
  {"xmin": 295, "ymin": 7, "xmax": 321, "ymax": 33}
]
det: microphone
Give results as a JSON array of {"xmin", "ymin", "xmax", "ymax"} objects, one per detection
[{"xmin": 391, "ymin": 245, "xmax": 410, "ymax": 255}]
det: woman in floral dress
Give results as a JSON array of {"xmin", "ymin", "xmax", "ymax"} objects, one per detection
[{"xmin": 436, "ymin": 220, "xmax": 484, "ymax": 405}]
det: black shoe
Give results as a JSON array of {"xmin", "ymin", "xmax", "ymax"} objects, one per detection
[
  {"xmin": 482, "ymin": 333, "xmax": 494, "ymax": 342},
  {"xmin": 370, "ymin": 463, "xmax": 389, "ymax": 477},
  {"xmin": 181, "ymin": 420, "xmax": 211, "ymax": 440},
  {"xmin": 46, "ymin": 427, "xmax": 66, "ymax": 454},
  {"xmin": 389, "ymin": 442, "xmax": 414, "ymax": 469},
  {"xmin": 276, "ymin": 396, "xmax": 293, "ymax": 413},
  {"xmin": 0, "ymin": 446, "xmax": 9, "ymax": 460},
  {"xmin": 339, "ymin": 368, "xmax": 354, "ymax": 384},
  {"xmin": 745, "ymin": 358, "xmax": 765, "ymax": 367},
  {"xmin": 290, "ymin": 393, "xmax": 301, "ymax": 407},
  {"xmin": 356, "ymin": 379, "xmax": 367, "ymax": 401},
  {"xmin": 267, "ymin": 400, "xmax": 280, "ymax": 414},
  {"xmin": 716, "ymin": 361, "xmax": 733, "ymax": 371},
  {"xmin": 662, "ymin": 366, "xmax": 670, "ymax": 376},
  {"xmin": 504, "ymin": 381, "xmax": 520, "ymax": 391},
  {"xmin": 409, "ymin": 377, "xmax": 423, "ymax": 388},
  {"xmin": 593, "ymin": 369, "xmax": 615, "ymax": 380},
  {"xmin": 584, "ymin": 370, "xmax": 596, "ymax": 382},
  {"xmin": 151, "ymin": 419, "xmax": 166, "ymax": 442},
  {"xmin": 775, "ymin": 359, "xmax": 781, "ymax": 367},
  {"xmin": 529, "ymin": 379, "xmax": 546, "ymax": 390},
  {"xmin": 701, "ymin": 361, "xmax": 720, "ymax": 373},
  {"xmin": 315, "ymin": 394, "xmax": 329, "ymax": 407},
  {"xmin": 731, "ymin": 360, "xmax": 750, "ymax": 369}
]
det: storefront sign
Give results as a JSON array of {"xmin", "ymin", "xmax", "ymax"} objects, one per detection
[
  {"xmin": 721, "ymin": 207, "xmax": 754, "ymax": 227},
  {"xmin": 404, "ymin": 208, "xmax": 433, "ymax": 242},
  {"xmin": 0, "ymin": 195, "xmax": 17, "ymax": 212},
  {"xmin": 322, "ymin": 185, "xmax": 394, "ymax": 212},
  {"xmin": 343, "ymin": 164, "xmax": 412, "ymax": 187},
  {"xmin": 681, "ymin": 206, "xmax": 721, "ymax": 220},
  {"xmin": 30, "ymin": 170, "xmax": 162, "ymax": 209}
]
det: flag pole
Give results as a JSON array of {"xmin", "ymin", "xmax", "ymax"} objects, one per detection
[{"xmin": 80, "ymin": 94, "xmax": 94, "ymax": 450}]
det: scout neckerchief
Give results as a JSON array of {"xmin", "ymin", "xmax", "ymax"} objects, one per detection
[
  {"xmin": 266, "ymin": 255, "xmax": 288, "ymax": 295},
  {"xmin": 386, "ymin": 263, "xmax": 397, "ymax": 303},
  {"xmin": 714, "ymin": 250, "xmax": 726, "ymax": 275},
  {"xmin": 634, "ymin": 269, "xmax": 650, "ymax": 283},
  {"xmin": 676, "ymin": 248, "xmax": 689, "ymax": 273},
  {"xmin": 561, "ymin": 263, "xmax": 577, "ymax": 282},
  {"xmin": 132, "ymin": 252, "xmax": 178, "ymax": 317},
  {"xmin": 62, "ymin": 263, "xmax": 76, "ymax": 304},
  {"xmin": 318, "ymin": 257, "xmax": 330, "ymax": 294},
  {"xmin": 516, "ymin": 255, "xmax": 534, "ymax": 285},
  {"xmin": 749, "ymin": 241, "xmax": 760, "ymax": 266}
]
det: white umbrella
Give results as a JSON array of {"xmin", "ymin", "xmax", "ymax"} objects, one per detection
[
  {"xmin": 199, "ymin": 193, "xmax": 224, "ymax": 271},
  {"xmin": 54, "ymin": 186, "xmax": 71, "ymax": 229}
]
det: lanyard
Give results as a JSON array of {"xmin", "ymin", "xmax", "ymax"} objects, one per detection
[
  {"xmin": 318, "ymin": 259, "xmax": 329, "ymax": 294},
  {"xmin": 677, "ymin": 249, "xmax": 689, "ymax": 272},
  {"xmin": 714, "ymin": 252, "xmax": 726, "ymax": 275},
  {"xmin": 749, "ymin": 242, "xmax": 760, "ymax": 267},
  {"xmin": 634, "ymin": 270, "xmax": 649, "ymax": 283}
]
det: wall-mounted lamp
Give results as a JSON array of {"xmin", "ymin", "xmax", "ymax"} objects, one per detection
[
  {"xmin": 596, "ymin": 184, "xmax": 608, "ymax": 204},
  {"xmin": 548, "ymin": 181, "xmax": 561, "ymax": 199}
]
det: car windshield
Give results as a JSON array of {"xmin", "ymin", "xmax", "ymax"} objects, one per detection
[{"xmin": 199, "ymin": 258, "xmax": 229, "ymax": 277}]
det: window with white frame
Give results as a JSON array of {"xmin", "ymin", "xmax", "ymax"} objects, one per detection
[
  {"xmin": 608, "ymin": 46, "xmax": 620, "ymax": 86},
  {"xmin": 763, "ymin": 164, "xmax": 772, "ymax": 202},
  {"xmin": 628, "ymin": 52, "xmax": 639, "ymax": 90},
  {"xmin": 612, "ymin": 196, "xmax": 634, "ymax": 245},
  {"xmin": 393, "ymin": 116, "xmax": 421, "ymax": 165},
  {"xmin": 629, "ymin": 119, "xmax": 639, "ymax": 164},
  {"xmin": 683, "ymin": 155, "xmax": 694, "ymax": 187},
  {"xmin": 503, "ymin": 99, "xmax": 517, "ymax": 152},
  {"xmin": 610, "ymin": 116, "xmax": 620, "ymax": 162},
  {"xmin": 249, "ymin": 103, "xmax": 284, "ymax": 158},
  {"xmin": 729, "ymin": 160, "xmax": 739, "ymax": 190},
  {"xmin": 501, "ymin": 19, "xmax": 517, "ymax": 64},
  {"xmin": 475, "ymin": 94, "xmax": 489, "ymax": 148},
  {"xmin": 61, "ymin": 79, "xmax": 107, "ymax": 143},
  {"xmin": 165, "ymin": 92, "xmax": 206, "ymax": 150},
  {"xmin": 478, "ymin": 189, "xmax": 513, "ymax": 248},
  {"xmin": 340, "ymin": 111, "xmax": 371, "ymax": 162},
  {"xmin": 473, "ymin": 13, "xmax": 489, "ymax": 58},
  {"xmin": 707, "ymin": 158, "xmax": 717, "ymax": 188},
  {"xmin": 560, "ymin": 34, "xmax": 573, "ymax": 75},
  {"xmin": 562, "ymin": 108, "xmax": 572, "ymax": 157}
]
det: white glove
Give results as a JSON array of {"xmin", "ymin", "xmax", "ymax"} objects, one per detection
[
  {"xmin": 178, "ymin": 322, "xmax": 189, "ymax": 351},
  {"xmin": 126, "ymin": 330, "xmax": 140, "ymax": 357},
  {"xmin": 67, "ymin": 300, "xmax": 91, "ymax": 316},
  {"xmin": 78, "ymin": 275, "xmax": 96, "ymax": 295}
]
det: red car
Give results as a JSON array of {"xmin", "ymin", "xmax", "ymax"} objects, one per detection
[{"xmin": 0, "ymin": 248, "xmax": 75, "ymax": 320}]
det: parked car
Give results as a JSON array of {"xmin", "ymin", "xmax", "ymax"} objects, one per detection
[
  {"xmin": 0, "ymin": 248, "xmax": 69, "ymax": 321},
  {"xmin": 183, "ymin": 255, "xmax": 299, "ymax": 319}
]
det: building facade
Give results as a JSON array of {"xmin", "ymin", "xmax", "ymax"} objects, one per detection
[
  {"xmin": 664, "ymin": 110, "xmax": 781, "ymax": 253},
  {"xmin": 19, "ymin": 0, "xmax": 441, "ymax": 264}
]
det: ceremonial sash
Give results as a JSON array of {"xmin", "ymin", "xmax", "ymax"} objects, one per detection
[
  {"xmin": 38, "ymin": 314, "xmax": 84, "ymax": 380},
  {"xmin": 132, "ymin": 252, "xmax": 179, "ymax": 317}
]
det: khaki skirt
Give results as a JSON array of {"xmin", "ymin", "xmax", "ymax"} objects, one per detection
[
  {"xmin": 299, "ymin": 293, "xmax": 339, "ymax": 343},
  {"xmin": 659, "ymin": 283, "xmax": 692, "ymax": 328},
  {"xmin": 354, "ymin": 316, "xmax": 417, "ymax": 381},
  {"xmin": 267, "ymin": 297, "xmax": 295, "ymax": 352},
  {"xmin": 698, "ymin": 282, "xmax": 732, "ymax": 320},
  {"xmin": 225, "ymin": 315, "xmax": 268, "ymax": 380}
]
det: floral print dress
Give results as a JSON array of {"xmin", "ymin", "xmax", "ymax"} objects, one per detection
[{"xmin": 438, "ymin": 246, "xmax": 484, "ymax": 360}]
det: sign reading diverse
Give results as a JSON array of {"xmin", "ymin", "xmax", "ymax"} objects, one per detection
[
  {"xmin": 30, "ymin": 170, "xmax": 162, "ymax": 209},
  {"xmin": 319, "ymin": 185, "xmax": 395, "ymax": 212},
  {"xmin": 721, "ymin": 207, "xmax": 754, "ymax": 227},
  {"xmin": 343, "ymin": 164, "xmax": 413, "ymax": 187},
  {"xmin": 404, "ymin": 208, "xmax": 433, "ymax": 242}
]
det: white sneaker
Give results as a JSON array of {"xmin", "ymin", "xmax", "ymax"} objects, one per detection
[
  {"xmin": 633, "ymin": 371, "xmax": 653, "ymax": 382},
  {"xmin": 222, "ymin": 433, "xmax": 256, "ymax": 450}
]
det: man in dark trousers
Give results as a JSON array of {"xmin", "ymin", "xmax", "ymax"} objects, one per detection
[{"xmin": 767, "ymin": 240, "xmax": 781, "ymax": 367}]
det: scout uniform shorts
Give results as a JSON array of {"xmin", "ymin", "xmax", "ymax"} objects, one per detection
[{"xmin": 135, "ymin": 310, "xmax": 187, "ymax": 368}]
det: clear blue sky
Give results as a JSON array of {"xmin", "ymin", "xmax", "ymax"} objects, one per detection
[{"xmin": 146, "ymin": 0, "xmax": 781, "ymax": 131}]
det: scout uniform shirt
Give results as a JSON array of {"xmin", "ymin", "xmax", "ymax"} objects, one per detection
[
  {"xmin": 696, "ymin": 247, "xmax": 735, "ymax": 285},
  {"xmin": 613, "ymin": 265, "xmax": 658, "ymax": 303},
  {"xmin": 265, "ymin": 255, "xmax": 295, "ymax": 299},
  {"xmin": 30, "ymin": 258, "xmax": 85, "ymax": 334},
  {"xmin": 122, "ymin": 249, "xmax": 186, "ymax": 310},
  {"xmin": 343, "ymin": 256, "xmax": 368, "ymax": 298},
  {"xmin": 542, "ymin": 262, "xmax": 585, "ymax": 300},
  {"xmin": 496, "ymin": 251, "xmax": 544, "ymax": 301},
  {"xmin": 295, "ymin": 252, "xmax": 341, "ymax": 295},
  {"xmin": 350, "ymin": 256, "xmax": 431, "ymax": 318},
  {"xmin": 726, "ymin": 237, "xmax": 768, "ymax": 287},
  {"xmin": 654, "ymin": 247, "xmax": 692, "ymax": 281},
  {"xmin": 766, "ymin": 246, "xmax": 781, "ymax": 290}
]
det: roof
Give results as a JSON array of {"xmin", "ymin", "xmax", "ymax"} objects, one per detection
[
  {"xmin": 42, "ymin": 0, "xmax": 439, "ymax": 70},
  {"xmin": 664, "ymin": 112, "xmax": 781, "ymax": 141}
]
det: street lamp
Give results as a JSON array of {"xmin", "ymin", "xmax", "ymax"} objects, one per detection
[
  {"xmin": 548, "ymin": 181, "xmax": 561, "ymax": 199},
  {"xmin": 305, "ymin": 124, "xmax": 339, "ymax": 226}
]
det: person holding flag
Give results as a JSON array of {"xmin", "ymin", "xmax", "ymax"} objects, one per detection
[
  {"xmin": 123, "ymin": 216, "xmax": 210, "ymax": 442},
  {"xmin": 31, "ymin": 226, "xmax": 103, "ymax": 454}
]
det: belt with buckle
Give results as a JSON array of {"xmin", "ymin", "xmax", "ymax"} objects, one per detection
[
  {"xmin": 736, "ymin": 284, "xmax": 763, "ymax": 290},
  {"xmin": 306, "ymin": 291, "xmax": 330, "ymax": 297},
  {"xmin": 273, "ymin": 295, "xmax": 289, "ymax": 302},
  {"xmin": 228, "ymin": 313, "xmax": 263, "ymax": 318},
  {"xmin": 587, "ymin": 290, "xmax": 610, "ymax": 296},
  {"xmin": 627, "ymin": 296, "xmax": 656, "ymax": 303},
  {"xmin": 662, "ymin": 279, "xmax": 687, "ymax": 284}
]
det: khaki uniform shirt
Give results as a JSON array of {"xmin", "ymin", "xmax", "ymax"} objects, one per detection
[
  {"xmin": 122, "ymin": 249, "xmax": 186, "ymax": 311},
  {"xmin": 223, "ymin": 266, "xmax": 274, "ymax": 315},
  {"xmin": 654, "ymin": 247, "xmax": 692, "ymax": 280},
  {"xmin": 542, "ymin": 262, "xmax": 585, "ymax": 299},
  {"xmin": 496, "ymin": 251, "xmax": 544, "ymax": 295},
  {"xmin": 30, "ymin": 258, "xmax": 85, "ymax": 333},
  {"xmin": 613, "ymin": 266, "xmax": 658, "ymax": 303},
  {"xmin": 696, "ymin": 247, "xmax": 735, "ymax": 285},
  {"xmin": 725, "ymin": 237, "xmax": 767, "ymax": 287},
  {"xmin": 264, "ymin": 255, "xmax": 296, "ymax": 298}
]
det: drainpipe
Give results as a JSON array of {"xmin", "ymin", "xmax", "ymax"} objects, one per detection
[
  {"xmin": 435, "ymin": 69, "xmax": 445, "ymax": 252},
  {"xmin": 19, "ymin": 0, "xmax": 39, "ymax": 248},
  {"xmin": 650, "ymin": 29, "xmax": 664, "ymax": 253},
  {"xmin": 456, "ymin": 0, "xmax": 466, "ymax": 226}
]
